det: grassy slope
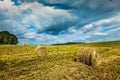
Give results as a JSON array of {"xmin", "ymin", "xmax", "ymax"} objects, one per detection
[{"xmin": 0, "ymin": 41, "xmax": 120, "ymax": 80}]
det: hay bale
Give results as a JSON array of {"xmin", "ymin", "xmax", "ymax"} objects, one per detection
[
  {"xmin": 34, "ymin": 46, "xmax": 47, "ymax": 56},
  {"xmin": 23, "ymin": 43, "xmax": 28, "ymax": 46},
  {"xmin": 75, "ymin": 47, "xmax": 100, "ymax": 66}
]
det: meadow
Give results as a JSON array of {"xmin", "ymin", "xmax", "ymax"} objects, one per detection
[{"xmin": 0, "ymin": 41, "xmax": 120, "ymax": 80}]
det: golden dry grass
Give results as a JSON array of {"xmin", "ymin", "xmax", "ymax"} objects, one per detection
[{"xmin": 0, "ymin": 41, "xmax": 120, "ymax": 80}]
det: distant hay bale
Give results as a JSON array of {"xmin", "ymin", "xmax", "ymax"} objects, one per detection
[
  {"xmin": 34, "ymin": 46, "xmax": 47, "ymax": 56},
  {"xmin": 74, "ymin": 47, "xmax": 100, "ymax": 66},
  {"xmin": 23, "ymin": 43, "xmax": 28, "ymax": 46}
]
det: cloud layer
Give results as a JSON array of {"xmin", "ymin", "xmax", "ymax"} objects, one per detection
[{"xmin": 0, "ymin": 0, "xmax": 120, "ymax": 44}]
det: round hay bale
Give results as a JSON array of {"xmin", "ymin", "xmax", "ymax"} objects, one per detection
[
  {"xmin": 75, "ymin": 47, "xmax": 100, "ymax": 66},
  {"xmin": 34, "ymin": 46, "xmax": 47, "ymax": 56},
  {"xmin": 23, "ymin": 43, "xmax": 28, "ymax": 46}
]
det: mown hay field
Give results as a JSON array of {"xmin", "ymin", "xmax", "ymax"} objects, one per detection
[{"xmin": 0, "ymin": 41, "xmax": 120, "ymax": 80}]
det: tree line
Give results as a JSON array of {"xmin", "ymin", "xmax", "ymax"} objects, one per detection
[{"xmin": 0, "ymin": 31, "xmax": 18, "ymax": 45}]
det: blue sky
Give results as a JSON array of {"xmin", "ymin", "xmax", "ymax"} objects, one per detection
[{"xmin": 0, "ymin": 0, "xmax": 120, "ymax": 44}]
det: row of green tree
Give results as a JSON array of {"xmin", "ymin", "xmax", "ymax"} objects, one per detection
[{"xmin": 0, "ymin": 31, "xmax": 18, "ymax": 44}]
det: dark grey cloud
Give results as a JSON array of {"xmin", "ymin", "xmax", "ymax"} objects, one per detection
[
  {"xmin": 11, "ymin": 0, "xmax": 20, "ymax": 5},
  {"xmin": 18, "ymin": 0, "xmax": 120, "ymax": 10},
  {"xmin": 37, "ymin": 17, "xmax": 77, "ymax": 35},
  {"xmin": 17, "ymin": 0, "xmax": 120, "ymax": 32}
]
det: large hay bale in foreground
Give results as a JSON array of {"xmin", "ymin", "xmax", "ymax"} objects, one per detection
[
  {"xmin": 75, "ymin": 47, "xmax": 100, "ymax": 66},
  {"xmin": 34, "ymin": 46, "xmax": 47, "ymax": 56}
]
